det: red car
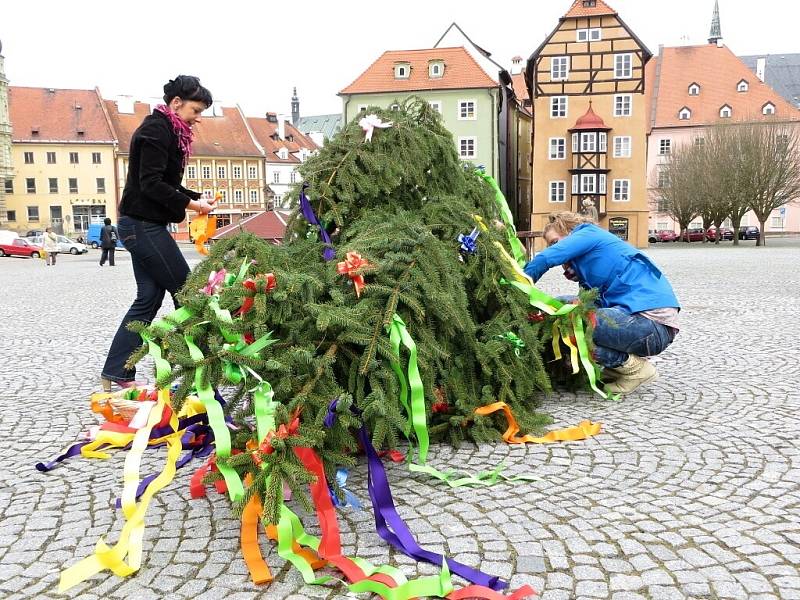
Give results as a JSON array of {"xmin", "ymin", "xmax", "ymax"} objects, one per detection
[
  {"xmin": 706, "ymin": 226, "xmax": 734, "ymax": 241},
  {"xmin": 680, "ymin": 227, "xmax": 706, "ymax": 242},
  {"xmin": 657, "ymin": 230, "xmax": 678, "ymax": 242},
  {"xmin": 0, "ymin": 237, "xmax": 43, "ymax": 258}
]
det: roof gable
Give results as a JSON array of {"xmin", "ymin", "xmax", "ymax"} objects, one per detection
[{"xmin": 563, "ymin": 0, "xmax": 617, "ymax": 18}]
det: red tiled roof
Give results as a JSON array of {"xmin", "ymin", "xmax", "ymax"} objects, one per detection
[
  {"xmin": 212, "ymin": 210, "xmax": 290, "ymax": 241},
  {"xmin": 511, "ymin": 73, "xmax": 529, "ymax": 103},
  {"xmin": 340, "ymin": 47, "xmax": 496, "ymax": 95},
  {"xmin": 247, "ymin": 115, "xmax": 319, "ymax": 164},
  {"xmin": 649, "ymin": 45, "xmax": 800, "ymax": 128},
  {"xmin": 9, "ymin": 87, "xmax": 115, "ymax": 143},
  {"xmin": 570, "ymin": 103, "xmax": 610, "ymax": 130},
  {"xmin": 105, "ymin": 101, "xmax": 262, "ymax": 156},
  {"xmin": 563, "ymin": 0, "xmax": 617, "ymax": 19}
]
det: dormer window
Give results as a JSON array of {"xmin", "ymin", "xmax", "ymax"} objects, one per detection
[
  {"xmin": 763, "ymin": 102, "xmax": 776, "ymax": 115},
  {"xmin": 583, "ymin": 0, "xmax": 596, "ymax": 6},
  {"xmin": 720, "ymin": 104, "xmax": 732, "ymax": 118},
  {"xmin": 278, "ymin": 148, "xmax": 288, "ymax": 159},
  {"xmin": 737, "ymin": 79, "xmax": 749, "ymax": 92},
  {"xmin": 679, "ymin": 107, "xmax": 692, "ymax": 120},
  {"xmin": 394, "ymin": 63, "xmax": 410, "ymax": 79},
  {"xmin": 429, "ymin": 61, "xmax": 444, "ymax": 79},
  {"xmin": 688, "ymin": 83, "xmax": 700, "ymax": 96}
]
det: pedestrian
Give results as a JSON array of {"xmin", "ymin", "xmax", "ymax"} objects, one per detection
[
  {"xmin": 581, "ymin": 198, "xmax": 599, "ymax": 222},
  {"xmin": 99, "ymin": 217, "xmax": 117, "ymax": 266},
  {"xmin": 524, "ymin": 212, "xmax": 680, "ymax": 395},
  {"xmin": 42, "ymin": 227, "xmax": 59, "ymax": 266},
  {"xmin": 100, "ymin": 75, "xmax": 216, "ymax": 391}
]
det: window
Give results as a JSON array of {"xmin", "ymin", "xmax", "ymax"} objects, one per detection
[
  {"xmin": 395, "ymin": 64, "xmax": 410, "ymax": 79},
  {"xmin": 551, "ymin": 56, "xmax": 569, "ymax": 80},
  {"xmin": 249, "ymin": 189, "xmax": 259, "ymax": 203},
  {"xmin": 273, "ymin": 171, "xmax": 280, "ymax": 183},
  {"xmin": 458, "ymin": 137, "xmax": 477, "ymax": 159},
  {"xmin": 772, "ymin": 215, "xmax": 784, "ymax": 228},
  {"xmin": 613, "ymin": 179, "xmax": 630, "ymax": 201},
  {"xmin": 580, "ymin": 132, "xmax": 597, "ymax": 153},
  {"xmin": 694, "ymin": 137, "xmax": 705, "ymax": 146},
  {"xmin": 572, "ymin": 174, "xmax": 579, "ymax": 194},
  {"xmin": 580, "ymin": 174, "xmax": 596, "ymax": 194},
  {"xmin": 278, "ymin": 148, "xmax": 288, "ymax": 159},
  {"xmin": 202, "ymin": 165, "xmax": 211, "ymax": 179},
  {"xmin": 614, "ymin": 136, "xmax": 631, "ymax": 158},
  {"xmin": 459, "ymin": 100, "xmax": 476, "ymax": 120},
  {"xmin": 97, "ymin": 178, "xmax": 106, "ymax": 193},
  {"xmin": 429, "ymin": 61, "xmax": 444, "ymax": 78},
  {"xmin": 583, "ymin": 0, "xmax": 596, "ymax": 6},
  {"xmin": 549, "ymin": 138, "xmax": 566, "ymax": 159},
  {"xmin": 290, "ymin": 172, "xmax": 297, "ymax": 183},
  {"xmin": 737, "ymin": 79, "xmax": 749, "ymax": 92},
  {"xmin": 358, "ymin": 104, "xmax": 368, "ymax": 113},
  {"xmin": 659, "ymin": 139, "xmax": 672, "ymax": 155},
  {"xmin": 763, "ymin": 102, "xmax": 776, "ymax": 115},
  {"xmin": 678, "ymin": 107, "xmax": 691, "ymax": 120},
  {"xmin": 549, "ymin": 181, "xmax": 566, "ymax": 203},
  {"xmin": 657, "ymin": 168, "xmax": 670, "ymax": 188},
  {"xmin": 92, "ymin": 152, "xmax": 101, "ymax": 164},
  {"xmin": 428, "ymin": 101, "xmax": 442, "ymax": 114},
  {"xmin": 599, "ymin": 132, "xmax": 607, "ymax": 152},
  {"xmin": 232, "ymin": 165, "xmax": 242, "ymax": 179},
  {"xmin": 577, "ymin": 28, "xmax": 602, "ymax": 42},
  {"xmin": 248, "ymin": 165, "xmax": 257, "ymax": 179},
  {"xmin": 49, "ymin": 178, "xmax": 58, "ymax": 193},
  {"xmin": 27, "ymin": 206, "xmax": 39, "ymax": 221},
  {"xmin": 203, "ymin": 189, "xmax": 213, "ymax": 199},
  {"xmin": 4, "ymin": 179, "xmax": 13, "ymax": 193},
  {"xmin": 187, "ymin": 165, "xmax": 196, "ymax": 179},
  {"xmin": 551, "ymin": 96, "xmax": 567, "ymax": 118},
  {"xmin": 24, "ymin": 152, "xmax": 34, "ymax": 164},
  {"xmin": 720, "ymin": 105, "xmax": 732, "ymax": 118},
  {"xmin": 234, "ymin": 189, "xmax": 243, "ymax": 203},
  {"xmin": 47, "ymin": 152, "xmax": 56, "ymax": 164},
  {"xmin": 218, "ymin": 189, "xmax": 227, "ymax": 202},
  {"xmin": 6, "ymin": 210, "xmax": 15, "ymax": 221},
  {"xmin": 688, "ymin": 83, "xmax": 700, "ymax": 96},
  {"xmin": 69, "ymin": 152, "xmax": 79, "ymax": 164},
  {"xmin": 614, "ymin": 94, "xmax": 632, "ymax": 117},
  {"xmin": 778, "ymin": 133, "xmax": 789, "ymax": 148},
  {"xmin": 69, "ymin": 178, "xmax": 78, "ymax": 193},
  {"xmin": 26, "ymin": 178, "xmax": 36, "ymax": 193},
  {"xmin": 614, "ymin": 53, "xmax": 633, "ymax": 79},
  {"xmin": 217, "ymin": 165, "xmax": 226, "ymax": 179}
]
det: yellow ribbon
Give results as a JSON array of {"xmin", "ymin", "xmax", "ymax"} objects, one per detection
[{"xmin": 475, "ymin": 401, "xmax": 601, "ymax": 444}]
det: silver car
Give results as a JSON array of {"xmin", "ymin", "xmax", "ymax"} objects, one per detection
[{"xmin": 31, "ymin": 235, "xmax": 89, "ymax": 255}]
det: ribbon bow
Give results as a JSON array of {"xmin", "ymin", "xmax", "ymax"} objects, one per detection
[
  {"xmin": 457, "ymin": 228, "xmax": 480, "ymax": 255},
  {"xmin": 497, "ymin": 332, "xmax": 525, "ymax": 356},
  {"xmin": 237, "ymin": 273, "xmax": 277, "ymax": 316},
  {"xmin": 359, "ymin": 114, "xmax": 393, "ymax": 142},
  {"xmin": 336, "ymin": 251, "xmax": 371, "ymax": 297},
  {"xmin": 258, "ymin": 417, "xmax": 300, "ymax": 455},
  {"xmin": 200, "ymin": 269, "xmax": 227, "ymax": 296}
]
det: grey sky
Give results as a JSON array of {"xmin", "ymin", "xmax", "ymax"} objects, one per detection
[{"xmin": 2, "ymin": 0, "xmax": 797, "ymax": 119}]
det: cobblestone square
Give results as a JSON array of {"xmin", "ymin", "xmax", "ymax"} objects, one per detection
[{"xmin": 1, "ymin": 240, "xmax": 798, "ymax": 599}]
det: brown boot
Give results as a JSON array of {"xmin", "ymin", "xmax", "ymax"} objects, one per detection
[
  {"xmin": 602, "ymin": 367, "xmax": 622, "ymax": 382},
  {"xmin": 604, "ymin": 355, "xmax": 658, "ymax": 394}
]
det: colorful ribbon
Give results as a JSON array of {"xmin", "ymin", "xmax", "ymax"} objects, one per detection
[
  {"xmin": 337, "ymin": 251, "xmax": 371, "ymax": 298},
  {"xmin": 475, "ymin": 401, "xmax": 601, "ymax": 444},
  {"xmin": 300, "ymin": 183, "xmax": 336, "ymax": 261},
  {"xmin": 359, "ymin": 113, "xmax": 393, "ymax": 142},
  {"xmin": 457, "ymin": 228, "xmax": 480, "ymax": 255},
  {"xmin": 475, "ymin": 169, "xmax": 527, "ymax": 266},
  {"xmin": 497, "ymin": 332, "xmax": 525, "ymax": 356}
]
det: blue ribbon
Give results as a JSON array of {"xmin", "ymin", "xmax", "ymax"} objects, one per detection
[
  {"xmin": 300, "ymin": 183, "xmax": 335, "ymax": 261},
  {"xmin": 329, "ymin": 467, "xmax": 363, "ymax": 510},
  {"xmin": 457, "ymin": 228, "xmax": 480, "ymax": 255}
]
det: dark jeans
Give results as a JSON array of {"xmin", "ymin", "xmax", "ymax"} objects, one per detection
[
  {"xmin": 100, "ymin": 246, "xmax": 116, "ymax": 266},
  {"xmin": 557, "ymin": 296, "xmax": 676, "ymax": 368},
  {"xmin": 101, "ymin": 216, "xmax": 189, "ymax": 382}
]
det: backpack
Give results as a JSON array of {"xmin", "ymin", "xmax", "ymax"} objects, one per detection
[{"xmin": 110, "ymin": 226, "xmax": 118, "ymax": 243}]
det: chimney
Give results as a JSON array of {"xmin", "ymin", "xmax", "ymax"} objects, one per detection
[
  {"xmin": 756, "ymin": 57, "xmax": 766, "ymax": 82},
  {"xmin": 116, "ymin": 95, "xmax": 135, "ymax": 113},
  {"xmin": 277, "ymin": 114, "xmax": 288, "ymax": 141},
  {"xmin": 510, "ymin": 55, "xmax": 523, "ymax": 75}
]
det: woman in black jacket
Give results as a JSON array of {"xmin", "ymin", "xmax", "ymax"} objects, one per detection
[{"xmin": 101, "ymin": 75, "xmax": 215, "ymax": 391}]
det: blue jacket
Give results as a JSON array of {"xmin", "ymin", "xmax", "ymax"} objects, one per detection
[{"xmin": 523, "ymin": 223, "xmax": 680, "ymax": 314}]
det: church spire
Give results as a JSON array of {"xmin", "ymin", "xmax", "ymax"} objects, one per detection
[
  {"xmin": 708, "ymin": 0, "xmax": 722, "ymax": 45},
  {"xmin": 291, "ymin": 87, "xmax": 300, "ymax": 125}
]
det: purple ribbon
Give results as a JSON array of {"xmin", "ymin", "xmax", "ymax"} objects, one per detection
[
  {"xmin": 354, "ymin": 410, "xmax": 506, "ymax": 591},
  {"xmin": 323, "ymin": 398, "xmax": 339, "ymax": 428},
  {"xmin": 35, "ymin": 441, "xmax": 92, "ymax": 472},
  {"xmin": 300, "ymin": 183, "xmax": 335, "ymax": 261}
]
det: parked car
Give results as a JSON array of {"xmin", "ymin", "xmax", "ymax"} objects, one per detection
[
  {"xmin": 648, "ymin": 230, "xmax": 659, "ymax": 243},
  {"xmin": 30, "ymin": 234, "xmax": 88, "ymax": 255},
  {"xmin": 706, "ymin": 226, "xmax": 734, "ymax": 241},
  {"xmin": 657, "ymin": 230, "xmax": 678, "ymax": 242},
  {"xmin": 86, "ymin": 223, "xmax": 124, "ymax": 249},
  {"xmin": 738, "ymin": 225, "xmax": 760, "ymax": 240},
  {"xmin": 0, "ymin": 237, "xmax": 43, "ymax": 258},
  {"xmin": 25, "ymin": 229, "xmax": 44, "ymax": 238},
  {"xmin": 680, "ymin": 227, "xmax": 706, "ymax": 242}
]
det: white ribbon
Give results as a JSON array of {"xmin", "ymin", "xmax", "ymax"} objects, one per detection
[{"xmin": 359, "ymin": 114, "xmax": 393, "ymax": 142}]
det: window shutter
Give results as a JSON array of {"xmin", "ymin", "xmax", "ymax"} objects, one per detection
[
  {"xmin": 599, "ymin": 174, "xmax": 606, "ymax": 194},
  {"xmin": 572, "ymin": 174, "xmax": 578, "ymax": 194},
  {"xmin": 571, "ymin": 133, "xmax": 578, "ymax": 152}
]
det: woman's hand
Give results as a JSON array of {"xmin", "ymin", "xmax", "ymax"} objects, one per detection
[{"xmin": 188, "ymin": 199, "xmax": 214, "ymax": 215}]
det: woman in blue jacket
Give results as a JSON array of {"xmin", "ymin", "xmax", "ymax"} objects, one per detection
[{"xmin": 524, "ymin": 212, "xmax": 680, "ymax": 395}]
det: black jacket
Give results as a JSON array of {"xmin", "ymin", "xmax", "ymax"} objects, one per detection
[
  {"xmin": 100, "ymin": 224, "xmax": 117, "ymax": 249},
  {"xmin": 119, "ymin": 110, "xmax": 201, "ymax": 224}
]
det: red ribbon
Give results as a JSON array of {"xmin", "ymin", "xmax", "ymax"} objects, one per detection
[
  {"xmin": 238, "ymin": 273, "xmax": 277, "ymax": 316},
  {"xmin": 336, "ymin": 251, "xmax": 370, "ymax": 298}
]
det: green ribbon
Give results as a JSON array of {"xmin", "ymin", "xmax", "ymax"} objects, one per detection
[
  {"xmin": 184, "ymin": 335, "xmax": 244, "ymax": 502},
  {"xmin": 475, "ymin": 169, "xmax": 527, "ymax": 266},
  {"xmin": 222, "ymin": 332, "xmax": 277, "ymax": 385},
  {"xmin": 497, "ymin": 332, "xmax": 525, "ymax": 357},
  {"xmin": 408, "ymin": 462, "xmax": 539, "ymax": 487},
  {"xmin": 387, "ymin": 313, "xmax": 427, "ymax": 460}
]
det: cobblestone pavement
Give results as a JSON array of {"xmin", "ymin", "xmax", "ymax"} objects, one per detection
[{"xmin": 1, "ymin": 239, "xmax": 799, "ymax": 600}]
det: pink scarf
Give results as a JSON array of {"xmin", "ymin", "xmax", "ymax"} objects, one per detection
[{"xmin": 155, "ymin": 104, "xmax": 193, "ymax": 166}]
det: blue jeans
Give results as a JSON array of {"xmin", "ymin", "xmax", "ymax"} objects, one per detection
[{"xmin": 101, "ymin": 216, "xmax": 190, "ymax": 382}]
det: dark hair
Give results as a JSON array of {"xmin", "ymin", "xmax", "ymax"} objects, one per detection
[
  {"xmin": 104, "ymin": 217, "xmax": 112, "ymax": 225},
  {"xmin": 163, "ymin": 75, "xmax": 213, "ymax": 107}
]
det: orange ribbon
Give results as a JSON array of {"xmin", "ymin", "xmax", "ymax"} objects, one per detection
[
  {"xmin": 241, "ymin": 494, "xmax": 273, "ymax": 585},
  {"xmin": 189, "ymin": 193, "xmax": 219, "ymax": 255},
  {"xmin": 238, "ymin": 273, "xmax": 277, "ymax": 316},
  {"xmin": 475, "ymin": 401, "xmax": 601, "ymax": 444},
  {"xmin": 336, "ymin": 251, "xmax": 371, "ymax": 297}
]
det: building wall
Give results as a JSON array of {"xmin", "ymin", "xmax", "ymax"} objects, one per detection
[
  {"xmin": 0, "ymin": 53, "xmax": 11, "ymax": 225},
  {"xmin": 341, "ymin": 88, "xmax": 500, "ymax": 178},
  {"xmin": 5, "ymin": 143, "xmax": 117, "ymax": 234},
  {"xmin": 531, "ymin": 13, "xmax": 650, "ymax": 248}
]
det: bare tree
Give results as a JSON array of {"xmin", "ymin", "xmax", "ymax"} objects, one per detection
[{"xmin": 652, "ymin": 143, "xmax": 702, "ymax": 241}]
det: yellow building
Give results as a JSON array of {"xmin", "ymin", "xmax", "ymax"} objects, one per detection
[
  {"xmin": 525, "ymin": 0, "xmax": 652, "ymax": 247},
  {"xmin": 6, "ymin": 87, "xmax": 118, "ymax": 235}
]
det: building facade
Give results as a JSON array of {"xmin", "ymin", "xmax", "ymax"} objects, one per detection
[
  {"xmin": 526, "ymin": 0, "xmax": 652, "ymax": 248},
  {"xmin": 339, "ymin": 47, "xmax": 501, "ymax": 178},
  {"xmin": 0, "ymin": 40, "xmax": 12, "ymax": 226},
  {"xmin": 5, "ymin": 87, "xmax": 117, "ymax": 235}
]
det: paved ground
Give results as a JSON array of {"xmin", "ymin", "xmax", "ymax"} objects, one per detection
[{"xmin": 1, "ymin": 238, "xmax": 799, "ymax": 600}]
